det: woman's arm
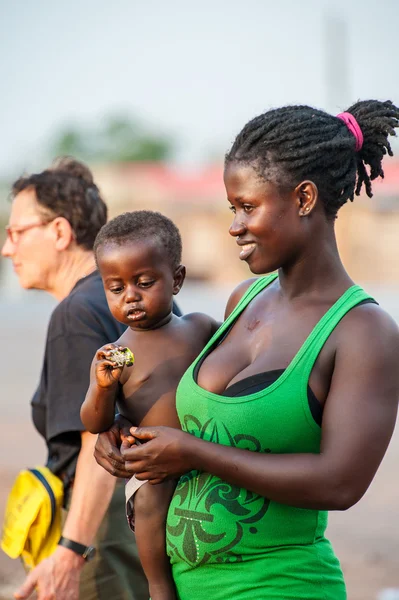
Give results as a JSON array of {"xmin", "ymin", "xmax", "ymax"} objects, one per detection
[{"xmin": 122, "ymin": 307, "xmax": 399, "ymax": 511}]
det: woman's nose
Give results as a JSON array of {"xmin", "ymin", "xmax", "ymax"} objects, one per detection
[{"xmin": 229, "ymin": 216, "xmax": 246, "ymax": 238}]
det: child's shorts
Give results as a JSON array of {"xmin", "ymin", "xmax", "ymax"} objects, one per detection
[{"xmin": 125, "ymin": 475, "xmax": 148, "ymax": 532}]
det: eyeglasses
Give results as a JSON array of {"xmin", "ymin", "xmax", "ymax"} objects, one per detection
[{"xmin": 5, "ymin": 219, "xmax": 55, "ymax": 244}]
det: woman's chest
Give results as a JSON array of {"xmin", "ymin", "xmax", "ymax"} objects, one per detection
[{"xmin": 196, "ymin": 302, "xmax": 337, "ymax": 403}]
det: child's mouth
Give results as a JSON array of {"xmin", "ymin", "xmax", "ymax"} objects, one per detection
[{"xmin": 126, "ymin": 308, "xmax": 146, "ymax": 321}]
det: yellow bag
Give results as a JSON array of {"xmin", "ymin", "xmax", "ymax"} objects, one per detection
[{"xmin": 1, "ymin": 466, "xmax": 64, "ymax": 571}]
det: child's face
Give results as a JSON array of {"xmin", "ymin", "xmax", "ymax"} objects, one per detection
[{"xmin": 98, "ymin": 239, "xmax": 184, "ymax": 330}]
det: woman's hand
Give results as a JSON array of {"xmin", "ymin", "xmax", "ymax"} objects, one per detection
[
  {"xmin": 93, "ymin": 414, "xmax": 134, "ymax": 478},
  {"xmin": 121, "ymin": 426, "xmax": 198, "ymax": 484}
]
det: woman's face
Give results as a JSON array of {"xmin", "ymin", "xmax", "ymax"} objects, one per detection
[
  {"xmin": 1, "ymin": 188, "xmax": 59, "ymax": 291},
  {"xmin": 224, "ymin": 162, "xmax": 307, "ymax": 274}
]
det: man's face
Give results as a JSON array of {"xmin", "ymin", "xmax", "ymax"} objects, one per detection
[{"xmin": 1, "ymin": 187, "xmax": 58, "ymax": 291}]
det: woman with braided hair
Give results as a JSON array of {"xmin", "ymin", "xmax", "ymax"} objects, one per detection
[{"xmin": 95, "ymin": 100, "xmax": 399, "ymax": 600}]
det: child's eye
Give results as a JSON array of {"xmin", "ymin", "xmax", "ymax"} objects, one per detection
[
  {"xmin": 110, "ymin": 286, "xmax": 123, "ymax": 294},
  {"xmin": 138, "ymin": 280, "xmax": 155, "ymax": 288}
]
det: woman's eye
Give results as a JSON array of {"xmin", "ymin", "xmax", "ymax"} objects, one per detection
[
  {"xmin": 228, "ymin": 205, "xmax": 236, "ymax": 214},
  {"xmin": 243, "ymin": 204, "xmax": 253, "ymax": 213}
]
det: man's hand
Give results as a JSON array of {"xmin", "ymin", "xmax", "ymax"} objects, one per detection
[
  {"xmin": 14, "ymin": 546, "xmax": 84, "ymax": 600},
  {"xmin": 94, "ymin": 414, "xmax": 133, "ymax": 478}
]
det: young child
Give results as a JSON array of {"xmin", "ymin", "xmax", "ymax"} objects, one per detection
[{"xmin": 80, "ymin": 211, "xmax": 219, "ymax": 600}]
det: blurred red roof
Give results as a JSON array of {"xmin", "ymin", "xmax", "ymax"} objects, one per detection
[{"xmin": 102, "ymin": 162, "xmax": 226, "ymax": 203}]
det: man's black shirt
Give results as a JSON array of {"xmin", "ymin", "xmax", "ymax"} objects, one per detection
[{"xmin": 31, "ymin": 270, "xmax": 181, "ymax": 480}]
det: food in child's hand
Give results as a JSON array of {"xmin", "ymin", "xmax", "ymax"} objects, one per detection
[{"xmin": 109, "ymin": 347, "xmax": 135, "ymax": 367}]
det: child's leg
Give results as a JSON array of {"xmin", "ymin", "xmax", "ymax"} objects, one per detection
[{"xmin": 133, "ymin": 480, "xmax": 177, "ymax": 600}]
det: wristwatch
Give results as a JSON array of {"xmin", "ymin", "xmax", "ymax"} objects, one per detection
[{"xmin": 58, "ymin": 536, "xmax": 96, "ymax": 562}]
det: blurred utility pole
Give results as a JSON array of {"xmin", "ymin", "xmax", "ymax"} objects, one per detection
[{"xmin": 324, "ymin": 14, "xmax": 351, "ymax": 112}]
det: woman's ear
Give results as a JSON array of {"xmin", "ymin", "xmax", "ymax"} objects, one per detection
[
  {"xmin": 173, "ymin": 265, "xmax": 186, "ymax": 295},
  {"xmin": 295, "ymin": 180, "xmax": 318, "ymax": 216},
  {"xmin": 52, "ymin": 217, "xmax": 75, "ymax": 251}
]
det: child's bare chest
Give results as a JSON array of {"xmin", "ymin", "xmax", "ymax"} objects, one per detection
[{"xmin": 117, "ymin": 323, "xmax": 208, "ymax": 423}]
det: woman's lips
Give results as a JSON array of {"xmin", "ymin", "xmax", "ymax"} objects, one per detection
[{"xmin": 239, "ymin": 243, "xmax": 256, "ymax": 260}]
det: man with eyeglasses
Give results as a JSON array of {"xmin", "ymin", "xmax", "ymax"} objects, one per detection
[
  {"xmin": 4, "ymin": 217, "xmax": 58, "ymax": 287},
  {"xmin": 1, "ymin": 158, "xmax": 155, "ymax": 600}
]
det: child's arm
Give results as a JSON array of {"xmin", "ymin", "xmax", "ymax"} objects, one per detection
[{"xmin": 80, "ymin": 343, "xmax": 129, "ymax": 433}]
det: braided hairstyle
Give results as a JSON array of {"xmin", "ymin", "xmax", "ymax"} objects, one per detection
[
  {"xmin": 225, "ymin": 100, "xmax": 399, "ymax": 218},
  {"xmin": 12, "ymin": 156, "xmax": 107, "ymax": 250}
]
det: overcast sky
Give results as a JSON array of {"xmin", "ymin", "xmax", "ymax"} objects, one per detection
[{"xmin": 0, "ymin": 0, "xmax": 398, "ymax": 177}]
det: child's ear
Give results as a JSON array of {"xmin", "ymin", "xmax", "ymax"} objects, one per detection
[{"xmin": 173, "ymin": 264, "xmax": 186, "ymax": 294}]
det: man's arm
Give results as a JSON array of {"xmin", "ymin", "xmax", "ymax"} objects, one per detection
[
  {"xmin": 14, "ymin": 431, "xmax": 117, "ymax": 600},
  {"xmin": 62, "ymin": 430, "xmax": 117, "ymax": 543}
]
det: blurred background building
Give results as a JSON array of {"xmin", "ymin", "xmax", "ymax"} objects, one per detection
[
  {"xmin": 1, "ymin": 157, "xmax": 399, "ymax": 287},
  {"xmin": 0, "ymin": 1, "xmax": 398, "ymax": 599}
]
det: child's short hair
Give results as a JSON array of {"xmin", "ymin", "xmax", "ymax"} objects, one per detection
[{"xmin": 94, "ymin": 210, "xmax": 182, "ymax": 270}]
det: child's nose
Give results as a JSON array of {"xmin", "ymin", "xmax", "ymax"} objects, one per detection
[{"xmin": 125, "ymin": 286, "xmax": 141, "ymax": 302}]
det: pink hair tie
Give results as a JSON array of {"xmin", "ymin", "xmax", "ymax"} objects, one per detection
[{"xmin": 336, "ymin": 112, "xmax": 364, "ymax": 152}]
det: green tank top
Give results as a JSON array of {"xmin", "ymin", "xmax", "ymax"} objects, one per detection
[{"xmin": 166, "ymin": 274, "xmax": 373, "ymax": 600}]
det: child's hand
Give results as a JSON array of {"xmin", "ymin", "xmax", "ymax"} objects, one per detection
[
  {"xmin": 121, "ymin": 435, "xmax": 135, "ymax": 449},
  {"xmin": 121, "ymin": 434, "xmax": 143, "ymax": 450},
  {"xmin": 95, "ymin": 343, "xmax": 128, "ymax": 388}
]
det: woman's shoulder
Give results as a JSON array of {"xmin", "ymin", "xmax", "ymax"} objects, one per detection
[
  {"xmin": 336, "ymin": 300, "xmax": 399, "ymax": 359},
  {"xmin": 331, "ymin": 300, "xmax": 399, "ymax": 415},
  {"xmin": 224, "ymin": 277, "xmax": 260, "ymax": 318}
]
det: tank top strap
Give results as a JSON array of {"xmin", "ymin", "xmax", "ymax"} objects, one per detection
[
  {"xmin": 295, "ymin": 285, "xmax": 374, "ymax": 383},
  {"xmin": 193, "ymin": 273, "xmax": 278, "ymax": 364},
  {"xmin": 227, "ymin": 273, "xmax": 279, "ymax": 324}
]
